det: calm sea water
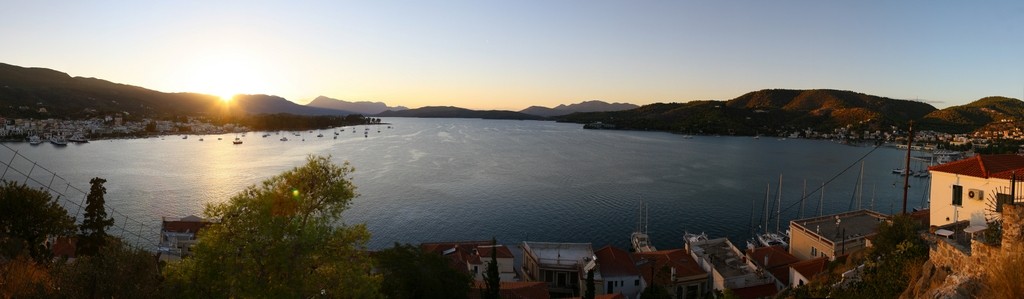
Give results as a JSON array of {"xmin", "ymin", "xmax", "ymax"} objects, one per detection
[{"xmin": 1, "ymin": 118, "xmax": 930, "ymax": 251}]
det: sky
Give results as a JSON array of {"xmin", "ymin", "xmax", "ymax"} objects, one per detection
[{"xmin": 1, "ymin": 1, "xmax": 1022, "ymax": 110}]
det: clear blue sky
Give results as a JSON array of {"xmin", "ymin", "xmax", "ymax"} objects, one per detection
[{"xmin": 1, "ymin": 1, "xmax": 1021, "ymax": 110}]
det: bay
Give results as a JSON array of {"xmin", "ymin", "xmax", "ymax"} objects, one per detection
[{"xmin": 0, "ymin": 118, "xmax": 930, "ymax": 251}]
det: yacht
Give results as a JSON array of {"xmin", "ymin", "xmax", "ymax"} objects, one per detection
[
  {"xmin": 28, "ymin": 135, "xmax": 42, "ymax": 145},
  {"xmin": 68, "ymin": 133, "xmax": 89, "ymax": 143},
  {"xmin": 631, "ymin": 199, "xmax": 656, "ymax": 253},
  {"xmin": 50, "ymin": 136, "xmax": 68, "ymax": 146}
]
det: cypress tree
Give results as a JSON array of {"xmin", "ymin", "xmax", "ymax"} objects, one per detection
[
  {"xmin": 483, "ymin": 237, "xmax": 501, "ymax": 299},
  {"xmin": 78, "ymin": 177, "xmax": 114, "ymax": 256},
  {"xmin": 585, "ymin": 269, "xmax": 595, "ymax": 299}
]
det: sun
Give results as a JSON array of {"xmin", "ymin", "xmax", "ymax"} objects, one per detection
[{"xmin": 220, "ymin": 93, "xmax": 235, "ymax": 103}]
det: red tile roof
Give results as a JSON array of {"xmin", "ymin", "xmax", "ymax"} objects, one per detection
[
  {"xmin": 421, "ymin": 240, "xmax": 513, "ymax": 275},
  {"xmin": 790, "ymin": 257, "xmax": 829, "ymax": 281},
  {"xmin": 567, "ymin": 294, "xmax": 625, "ymax": 299},
  {"xmin": 745, "ymin": 245, "xmax": 800, "ymax": 286},
  {"xmin": 929, "ymin": 154, "xmax": 1024, "ymax": 179},
  {"xmin": 471, "ymin": 281, "xmax": 551, "ymax": 299},
  {"xmin": 161, "ymin": 215, "xmax": 212, "ymax": 234},
  {"xmin": 632, "ymin": 249, "xmax": 707, "ymax": 285},
  {"xmin": 730, "ymin": 282, "xmax": 778, "ymax": 299},
  {"xmin": 594, "ymin": 245, "xmax": 640, "ymax": 277}
]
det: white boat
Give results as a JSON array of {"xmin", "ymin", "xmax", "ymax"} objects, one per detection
[
  {"xmin": 68, "ymin": 133, "xmax": 89, "ymax": 143},
  {"xmin": 892, "ymin": 168, "xmax": 914, "ymax": 175},
  {"xmin": 50, "ymin": 136, "xmax": 68, "ymax": 146},
  {"xmin": 280, "ymin": 137, "xmax": 289, "ymax": 142},
  {"xmin": 232, "ymin": 137, "xmax": 243, "ymax": 145},
  {"xmin": 683, "ymin": 231, "xmax": 708, "ymax": 244},
  {"xmin": 754, "ymin": 175, "xmax": 789, "ymax": 249},
  {"xmin": 631, "ymin": 199, "xmax": 656, "ymax": 253},
  {"xmin": 28, "ymin": 135, "xmax": 42, "ymax": 145}
]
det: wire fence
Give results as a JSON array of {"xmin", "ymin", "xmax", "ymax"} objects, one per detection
[{"xmin": 0, "ymin": 142, "xmax": 160, "ymax": 251}]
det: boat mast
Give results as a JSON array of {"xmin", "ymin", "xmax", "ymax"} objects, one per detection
[
  {"xmin": 819, "ymin": 182, "xmax": 825, "ymax": 217},
  {"xmin": 776, "ymin": 174, "xmax": 783, "ymax": 234},
  {"xmin": 764, "ymin": 183, "xmax": 771, "ymax": 234},
  {"xmin": 858, "ymin": 161, "xmax": 865, "ymax": 210},
  {"xmin": 800, "ymin": 179, "xmax": 807, "ymax": 219}
]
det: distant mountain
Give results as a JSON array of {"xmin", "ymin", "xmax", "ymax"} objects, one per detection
[
  {"xmin": 557, "ymin": 89, "xmax": 938, "ymax": 135},
  {"xmin": 519, "ymin": 100, "xmax": 638, "ymax": 117},
  {"xmin": 920, "ymin": 96, "xmax": 1024, "ymax": 133},
  {"xmin": 376, "ymin": 106, "xmax": 546, "ymax": 120},
  {"xmin": 0, "ymin": 62, "xmax": 353, "ymax": 118},
  {"xmin": 306, "ymin": 96, "xmax": 407, "ymax": 115},
  {"xmin": 233, "ymin": 94, "xmax": 354, "ymax": 116}
]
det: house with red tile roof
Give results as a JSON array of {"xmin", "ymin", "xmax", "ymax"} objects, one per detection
[
  {"xmin": 745, "ymin": 245, "xmax": 800, "ymax": 290},
  {"xmin": 158, "ymin": 215, "xmax": 212, "ymax": 260},
  {"xmin": 788, "ymin": 257, "xmax": 828, "ymax": 288},
  {"xmin": 928, "ymin": 154, "xmax": 1024, "ymax": 228},
  {"xmin": 469, "ymin": 281, "xmax": 551, "ymax": 299},
  {"xmin": 421, "ymin": 240, "xmax": 516, "ymax": 281},
  {"xmin": 593, "ymin": 246, "xmax": 644, "ymax": 299},
  {"xmin": 633, "ymin": 248, "xmax": 709, "ymax": 299}
]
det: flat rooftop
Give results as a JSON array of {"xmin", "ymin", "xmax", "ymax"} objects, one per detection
[
  {"xmin": 690, "ymin": 238, "xmax": 753, "ymax": 278},
  {"xmin": 521, "ymin": 241, "xmax": 593, "ymax": 268},
  {"xmin": 791, "ymin": 209, "xmax": 888, "ymax": 244}
]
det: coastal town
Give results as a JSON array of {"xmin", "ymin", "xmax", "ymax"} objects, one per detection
[{"xmin": 143, "ymin": 150, "xmax": 1024, "ymax": 298}]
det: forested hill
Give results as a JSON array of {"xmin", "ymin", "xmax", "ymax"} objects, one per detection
[
  {"xmin": 0, "ymin": 62, "xmax": 352, "ymax": 119},
  {"xmin": 557, "ymin": 89, "xmax": 940, "ymax": 135}
]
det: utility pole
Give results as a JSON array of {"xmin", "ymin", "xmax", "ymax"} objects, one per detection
[{"xmin": 902, "ymin": 121, "xmax": 914, "ymax": 215}]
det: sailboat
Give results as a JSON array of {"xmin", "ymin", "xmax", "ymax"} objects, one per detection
[
  {"xmin": 630, "ymin": 199, "xmax": 656, "ymax": 253},
  {"xmin": 755, "ymin": 174, "xmax": 789, "ymax": 248}
]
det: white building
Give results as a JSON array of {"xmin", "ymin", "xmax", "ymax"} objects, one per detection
[
  {"xmin": 928, "ymin": 154, "xmax": 1024, "ymax": 228},
  {"xmin": 520, "ymin": 241, "xmax": 594, "ymax": 297},
  {"xmin": 593, "ymin": 245, "xmax": 644, "ymax": 299}
]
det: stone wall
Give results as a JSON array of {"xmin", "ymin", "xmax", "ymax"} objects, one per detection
[{"xmin": 928, "ymin": 203, "xmax": 1024, "ymax": 277}]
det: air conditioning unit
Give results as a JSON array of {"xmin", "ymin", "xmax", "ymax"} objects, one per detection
[{"xmin": 967, "ymin": 189, "xmax": 984, "ymax": 201}]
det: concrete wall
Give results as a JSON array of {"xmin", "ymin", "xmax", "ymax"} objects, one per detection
[{"xmin": 789, "ymin": 222, "xmax": 834, "ymax": 261}]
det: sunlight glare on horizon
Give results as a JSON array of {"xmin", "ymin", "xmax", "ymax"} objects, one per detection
[{"xmin": 175, "ymin": 47, "xmax": 273, "ymax": 100}]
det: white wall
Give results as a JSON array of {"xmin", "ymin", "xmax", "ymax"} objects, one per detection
[{"xmin": 929, "ymin": 172, "xmax": 1006, "ymax": 227}]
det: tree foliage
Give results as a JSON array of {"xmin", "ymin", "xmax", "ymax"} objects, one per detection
[
  {"xmin": 482, "ymin": 237, "xmax": 500, "ymax": 299},
  {"xmin": 584, "ymin": 269, "xmax": 595, "ymax": 299},
  {"xmin": 78, "ymin": 177, "xmax": 114, "ymax": 257},
  {"xmin": 161, "ymin": 155, "xmax": 380, "ymax": 298},
  {"xmin": 376, "ymin": 243, "xmax": 473, "ymax": 299},
  {"xmin": 837, "ymin": 214, "xmax": 927, "ymax": 298},
  {"xmin": 51, "ymin": 237, "xmax": 161, "ymax": 299},
  {"xmin": 0, "ymin": 181, "xmax": 75, "ymax": 262}
]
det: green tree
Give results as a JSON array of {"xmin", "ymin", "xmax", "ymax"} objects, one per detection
[
  {"xmin": 162, "ymin": 155, "xmax": 380, "ymax": 298},
  {"xmin": 584, "ymin": 269, "xmax": 595, "ymax": 299},
  {"xmin": 77, "ymin": 177, "xmax": 114, "ymax": 257},
  {"xmin": 377, "ymin": 243, "xmax": 473, "ymax": 299},
  {"xmin": 0, "ymin": 181, "xmax": 75, "ymax": 262},
  {"xmin": 51, "ymin": 237, "xmax": 161, "ymax": 299},
  {"xmin": 839, "ymin": 214, "xmax": 927, "ymax": 298},
  {"xmin": 483, "ymin": 237, "xmax": 500, "ymax": 299}
]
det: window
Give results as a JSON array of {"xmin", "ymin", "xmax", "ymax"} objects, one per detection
[
  {"xmin": 544, "ymin": 270, "xmax": 553, "ymax": 283},
  {"xmin": 607, "ymin": 281, "xmax": 614, "ymax": 293},
  {"xmin": 635, "ymin": 279, "xmax": 639, "ymax": 286},
  {"xmin": 686, "ymin": 285, "xmax": 699, "ymax": 299},
  {"xmin": 557, "ymin": 272, "xmax": 566, "ymax": 287},
  {"xmin": 953, "ymin": 185, "xmax": 963, "ymax": 206},
  {"xmin": 810, "ymin": 247, "xmax": 818, "ymax": 257},
  {"xmin": 473, "ymin": 266, "xmax": 478, "ymax": 273}
]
